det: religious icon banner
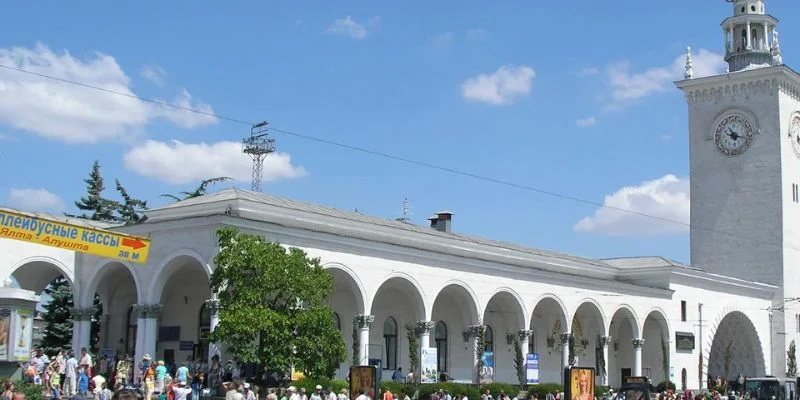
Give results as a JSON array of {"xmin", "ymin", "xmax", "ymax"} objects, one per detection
[
  {"xmin": 14, "ymin": 308, "xmax": 33, "ymax": 362},
  {"xmin": 0, "ymin": 308, "xmax": 10, "ymax": 360},
  {"xmin": 349, "ymin": 365, "xmax": 378, "ymax": 400},
  {"xmin": 564, "ymin": 367, "xmax": 595, "ymax": 400},
  {"xmin": 420, "ymin": 347, "xmax": 438, "ymax": 383}
]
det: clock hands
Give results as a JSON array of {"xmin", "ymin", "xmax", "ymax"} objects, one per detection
[{"xmin": 727, "ymin": 127, "xmax": 741, "ymax": 141}]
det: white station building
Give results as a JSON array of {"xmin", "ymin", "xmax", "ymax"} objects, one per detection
[{"xmin": 0, "ymin": 0, "xmax": 798, "ymax": 390}]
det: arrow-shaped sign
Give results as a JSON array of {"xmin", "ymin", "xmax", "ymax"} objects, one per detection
[{"xmin": 122, "ymin": 237, "xmax": 147, "ymax": 250}]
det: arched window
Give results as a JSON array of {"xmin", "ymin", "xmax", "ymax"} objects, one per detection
[
  {"xmin": 681, "ymin": 368, "xmax": 688, "ymax": 391},
  {"xmin": 752, "ymin": 29, "xmax": 759, "ymax": 49},
  {"xmin": 125, "ymin": 306, "xmax": 137, "ymax": 356},
  {"xmin": 435, "ymin": 321, "xmax": 448, "ymax": 372},
  {"xmin": 484, "ymin": 325, "xmax": 494, "ymax": 352},
  {"xmin": 197, "ymin": 303, "xmax": 212, "ymax": 360},
  {"xmin": 383, "ymin": 317, "xmax": 398, "ymax": 370},
  {"xmin": 333, "ymin": 312, "xmax": 341, "ymax": 331},
  {"xmin": 528, "ymin": 331, "xmax": 536, "ymax": 354}
]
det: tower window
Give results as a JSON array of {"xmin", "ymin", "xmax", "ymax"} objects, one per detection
[
  {"xmin": 680, "ymin": 300, "xmax": 687, "ymax": 322},
  {"xmin": 793, "ymin": 183, "xmax": 799, "ymax": 203},
  {"xmin": 751, "ymin": 5, "xmax": 756, "ymax": 12}
]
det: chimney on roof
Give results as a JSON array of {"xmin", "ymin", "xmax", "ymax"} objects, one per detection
[{"xmin": 428, "ymin": 210, "xmax": 453, "ymax": 233}]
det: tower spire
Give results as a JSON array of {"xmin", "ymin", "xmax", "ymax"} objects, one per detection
[
  {"xmin": 722, "ymin": 0, "xmax": 780, "ymax": 72},
  {"xmin": 684, "ymin": 47, "xmax": 694, "ymax": 79}
]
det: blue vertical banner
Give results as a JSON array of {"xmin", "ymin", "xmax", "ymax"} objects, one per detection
[
  {"xmin": 526, "ymin": 353, "xmax": 540, "ymax": 384},
  {"xmin": 480, "ymin": 352, "xmax": 495, "ymax": 384}
]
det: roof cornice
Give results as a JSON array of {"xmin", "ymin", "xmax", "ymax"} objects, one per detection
[{"xmin": 675, "ymin": 65, "xmax": 800, "ymax": 103}]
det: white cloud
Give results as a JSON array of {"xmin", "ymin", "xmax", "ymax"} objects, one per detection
[
  {"xmin": 574, "ymin": 174, "xmax": 689, "ymax": 236},
  {"xmin": 430, "ymin": 32, "xmax": 455, "ymax": 46},
  {"xmin": 461, "ymin": 65, "xmax": 535, "ymax": 106},
  {"xmin": 152, "ymin": 89, "xmax": 217, "ymax": 129},
  {"xmin": 0, "ymin": 42, "xmax": 217, "ymax": 144},
  {"xmin": 123, "ymin": 140, "xmax": 308, "ymax": 185},
  {"xmin": 576, "ymin": 117, "xmax": 597, "ymax": 127},
  {"xmin": 326, "ymin": 16, "xmax": 376, "ymax": 39},
  {"xmin": 607, "ymin": 48, "xmax": 726, "ymax": 104},
  {"xmin": 141, "ymin": 64, "xmax": 167, "ymax": 85},
  {"xmin": 7, "ymin": 188, "xmax": 66, "ymax": 213}
]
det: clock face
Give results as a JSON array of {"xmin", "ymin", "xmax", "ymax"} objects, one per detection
[
  {"xmin": 790, "ymin": 113, "xmax": 800, "ymax": 158},
  {"xmin": 714, "ymin": 113, "xmax": 754, "ymax": 156}
]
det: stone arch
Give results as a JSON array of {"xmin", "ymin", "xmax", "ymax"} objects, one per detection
[
  {"xmin": 369, "ymin": 272, "xmax": 427, "ymax": 320},
  {"xmin": 429, "ymin": 279, "xmax": 480, "ymax": 324},
  {"xmin": 146, "ymin": 249, "xmax": 211, "ymax": 304},
  {"xmin": 707, "ymin": 310, "xmax": 766, "ymax": 380},
  {"xmin": 323, "ymin": 262, "xmax": 367, "ymax": 315},
  {"xmin": 483, "ymin": 287, "xmax": 527, "ymax": 329},
  {"xmin": 642, "ymin": 308, "xmax": 671, "ymax": 384},
  {"xmin": 609, "ymin": 304, "xmax": 640, "ymax": 337},
  {"xmin": 9, "ymin": 256, "xmax": 74, "ymax": 294},
  {"xmin": 83, "ymin": 260, "xmax": 142, "ymax": 307},
  {"xmin": 573, "ymin": 298, "xmax": 608, "ymax": 337},
  {"xmin": 529, "ymin": 294, "xmax": 570, "ymax": 384}
]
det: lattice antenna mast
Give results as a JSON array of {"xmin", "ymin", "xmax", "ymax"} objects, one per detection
[
  {"xmin": 395, "ymin": 197, "xmax": 413, "ymax": 223},
  {"xmin": 242, "ymin": 121, "xmax": 276, "ymax": 192}
]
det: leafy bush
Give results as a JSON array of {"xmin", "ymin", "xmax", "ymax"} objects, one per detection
[
  {"xmin": 655, "ymin": 381, "xmax": 677, "ymax": 393},
  {"xmin": 526, "ymin": 383, "xmax": 564, "ymax": 398},
  {"xmin": 0, "ymin": 378, "xmax": 44, "ymax": 400}
]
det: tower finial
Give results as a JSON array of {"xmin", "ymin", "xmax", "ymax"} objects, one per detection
[
  {"xmin": 771, "ymin": 30, "xmax": 782, "ymax": 65},
  {"xmin": 684, "ymin": 47, "xmax": 694, "ymax": 79}
]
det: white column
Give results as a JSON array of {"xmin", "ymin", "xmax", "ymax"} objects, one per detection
[
  {"xmin": 206, "ymin": 299, "xmax": 221, "ymax": 362},
  {"xmin": 518, "ymin": 329, "xmax": 532, "ymax": 356},
  {"xmin": 71, "ymin": 307, "xmax": 92, "ymax": 352},
  {"xmin": 729, "ymin": 26, "xmax": 734, "ymax": 51},
  {"xmin": 746, "ymin": 22, "xmax": 752, "ymax": 48},
  {"xmin": 633, "ymin": 338, "xmax": 645, "ymax": 376},
  {"xmin": 561, "ymin": 333, "xmax": 571, "ymax": 368},
  {"xmin": 470, "ymin": 325, "xmax": 484, "ymax": 384},
  {"xmin": 70, "ymin": 308, "xmax": 82, "ymax": 353},
  {"xmin": 133, "ymin": 305, "xmax": 147, "ymax": 382},
  {"xmin": 599, "ymin": 336, "xmax": 612, "ymax": 386},
  {"xmin": 417, "ymin": 321, "xmax": 434, "ymax": 382},
  {"xmin": 143, "ymin": 304, "xmax": 163, "ymax": 362},
  {"xmin": 763, "ymin": 24, "xmax": 769, "ymax": 49},
  {"xmin": 354, "ymin": 315, "xmax": 373, "ymax": 365},
  {"xmin": 78, "ymin": 319, "xmax": 91, "ymax": 351}
]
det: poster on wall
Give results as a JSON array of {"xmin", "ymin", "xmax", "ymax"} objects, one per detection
[
  {"xmin": 14, "ymin": 308, "xmax": 33, "ymax": 361},
  {"xmin": 526, "ymin": 353, "xmax": 540, "ymax": 384},
  {"xmin": 479, "ymin": 351, "xmax": 494, "ymax": 384},
  {"xmin": 0, "ymin": 308, "xmax": 10, "ymax": 360},
  {"xmin": 349, "ymin": 366, "xmax": 377, "ymax": 400},
  {"xmin": 564, "ymin": 367, "xmax": 595, "ymax": 400},
  {"xmin": 420, "ymin": 347, "xmax": 438, "ymax": 383}
]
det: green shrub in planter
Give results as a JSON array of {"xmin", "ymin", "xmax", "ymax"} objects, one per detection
[{"xmin": 0, "ymin": 378, "xmax": 43, "ymax": 400}]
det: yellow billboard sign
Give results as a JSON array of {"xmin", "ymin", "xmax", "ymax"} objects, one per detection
[{"xmin": 0, "ymin": 208, "xmax": 150, "ymax": 264}]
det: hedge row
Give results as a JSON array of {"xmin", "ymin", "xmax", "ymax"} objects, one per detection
[
  {"xmin": 0, "ymin": 379, "xmax": 43, "ymax": 400},
  {"xmin": 293, "ymin": 378, "xmax": 610, "ymax": 400}
]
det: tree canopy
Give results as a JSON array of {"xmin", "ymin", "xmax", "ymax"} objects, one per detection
[
  {"xmin": 161, "ymin": 177, "xmax": 232, "ymax": 202},
  {"xmin": 69, "ymin": 160, "xmax": 148, "ymax": 224},
  {"xmin": 40, "ymin": 277, "xmax": 73, "ymax": 354},
  {"xmin": 210, "ymin": 227, "xmax": 346, "ymax": 379}
]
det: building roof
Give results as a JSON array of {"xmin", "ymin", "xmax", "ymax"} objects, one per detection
[{"xmin": 144, "ymin": 188, "xmax": 694, "ymax": 275}]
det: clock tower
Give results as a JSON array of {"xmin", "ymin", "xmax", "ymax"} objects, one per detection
[{"xmin": 676, "ymin": 0, "xmax": 800, "ymax": 377}]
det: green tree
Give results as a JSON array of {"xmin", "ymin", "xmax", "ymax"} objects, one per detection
[
  {"xmin": 40, "ymin": 277, "xmax": 73, "ymax": 354},
  {"xmin": 161, "ymin": 177, "xmax": 232, "ymax": 202},
  {"xmin": 114, "ymin": 179, "xmax": 147, "ymax": 223},
  {"xmin": 90, "ymin": 293, "xmax": 103, "ymax": 353},
  {"xmin": 788, "ymin": 340, "xmax": 798, "ymax": 377},
  {"xmin": 210, "ymin": 227, "xmax": 346, "ymax": 379},
  {"xmin": 514, "ymin": 335, "xmax": 525, "ymax": 389},
  {"xmin": 73, "ymin": 160, "xmax": 116, "ymax": 221},
  {"xmin": 405, "ymin": 323, "xmax": 419, "ymax": 384}
]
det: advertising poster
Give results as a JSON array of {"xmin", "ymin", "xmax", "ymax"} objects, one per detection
[
  {"xmin": 526, "ymin": 353, "xmax": 540, "ymax": 384},
  {"xmin": 564, "ymin": 367, "xmax": 595, "ymax": 400},
  {"xmin": 349, "ymin": 366, "xmax": 377, "ymax": 400},
  {"xmin": 0, "ymin": 308, "xmax": 10, "ymax": 360},
  {"xmin": 479, "ymin": 351, "xmax": 494, "ymax": 384},
  {"xmin": 14, "ymin": 308, "xmax": 33, "ymax": 361},
  {"xmin": 420, "ymin": 347, "xmax": 438, "ymax": 383}
]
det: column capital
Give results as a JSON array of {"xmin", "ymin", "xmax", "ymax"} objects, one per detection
[
  {"xmin": 415, "ymin": 320, "xmax": 434, "ymax": 335},
  {"xmin": 599, "ymin": 335, "xmax": 612, "ymax": 348},
  {"xmin": 354, "ymin": 314, "xmax": 374, "ymax": 330},
  {"xmin": 467, "ymin": 324, "xmax": 485, "ymax": 336},
  {"xmin": 632, "ymin": 338, "xmax": 646, "ymax": 349},
  {"xmin": 70, "ymin": 307, "xmax": 94, "ymax": 321},
  {"xmin": 204, "ymin": 298, "xmax": 221, "ymax": 312},
  {"xmin": 560, "ymin": 332, "xmax": 572, "ymax": 344},
  {"xmin": 517, "ymin": 329, "xmax": 533, "ymax": 340},
  {"xmin": 134, "ymin": 304, "xmax": 164, "ymax": 319}
]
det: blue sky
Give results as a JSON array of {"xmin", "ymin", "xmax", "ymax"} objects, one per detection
[{"xmin": 0, "ymin": 0, "xmax": 796, "ymax": 264}]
